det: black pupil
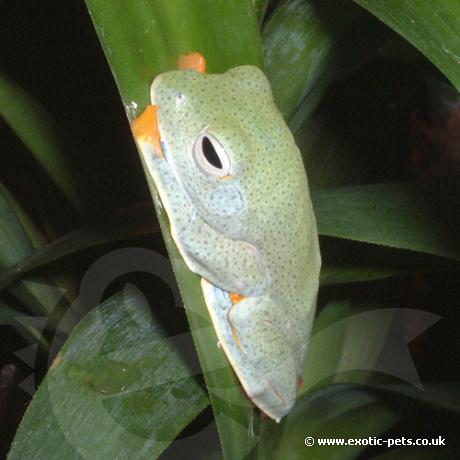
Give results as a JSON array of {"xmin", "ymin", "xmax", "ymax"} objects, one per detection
[{"xmin": 202, "ymin": 136, "xmax": 222, "ymax": 169}]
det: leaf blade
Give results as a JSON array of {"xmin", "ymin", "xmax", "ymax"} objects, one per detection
[
  {"xmin": 84, "ymin": 1, "xmax": 264, "ymax": 458},
  {"xmin": 8, "ymin": 292, "xmax": 209, "ymax": 460},
  {"xmin": 313, "ymin": 183, "xmax": 460, "ymax": 260},
  {"xmin": 354, "ymin": 0, "xmax": 460, "ymax": 91},
  {"xmin": 264, "ymin": 0, "xmax": 393, "ymax": 128},
  {"xmin": 0, "ymin": 73, "xmax": 84, "ymax": 213}
]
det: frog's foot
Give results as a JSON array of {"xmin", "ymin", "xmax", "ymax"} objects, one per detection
[
  {"xmin": 230, "ymin": 292, "xmax": 246, "ymax": 304},
  {"xmin": 178, "ymin": 52, "xmax": 207, "ymax": 73},
  {"xmin": 132, "ymin": 104, "xmax": 163, "ymax": 158}
]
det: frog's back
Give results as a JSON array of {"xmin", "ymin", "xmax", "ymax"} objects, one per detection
[{"xmin": 227, "ymin": 68, "xmax": 321, "ymax": 370}]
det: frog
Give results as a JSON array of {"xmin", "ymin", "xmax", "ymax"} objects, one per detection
[{"xmin": 132, "ymin": 53, "xmax": 321, "ymax": 422}]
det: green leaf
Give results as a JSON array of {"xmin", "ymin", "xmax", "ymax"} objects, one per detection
[
  {"xmin": 300, "ymin": 300, "xmax": 394, "ymax": 393},
  {"xmin": 263, "ymin": 0, "xmax": 392, "ymax": 128},
  {"xmin": 0, "ymin": 301, "xmax": 49, "ymax": 348},
  {"xmin": 85, "ymin": 0, "xmax": 263, "ymax": 114},
  {"xmin": 368, "ymin": 382, "xmax": 460, "ymax": 415},
  {"xmin": 257, "ymin": 381, "xmax": 460, "ymax": 459},
  {"xmin": 0, "ymin": 183, "xmax": 35, "ymax": 269},
  {"xmin": 0, "ymin": 183, "xmax": 70, "ymax": 320},
  {"xmin": 320, "ymin": 234, "xmax": 459, "ymax": 287},
  {"xmin": 320, "ymin": 264, "xmax": 401, "ymax": 286},
  {"xmin": 252, "ymin": 0, "xmax": 270, "ymax": 23},
  {"xmin": 257, "ymin": 384, "xmax": 398, "ymax": 460},
  {"xmin": 0, "ymin": 73, "xmax": 84, "ymax": 213},
  {"xmin": 0, "ymin": 183, "xmax": 47, "ymax": 251},
  {"xmin": 299, "ymin": 296, "xmax": 441, "ymax": 399},
  {"xmin": 8, "ymin": 291, "xmax": 209, "ymax": 460},
  {"xmin": 0, "ymin": 204, "xmax": 159, "ymax": 292},
  {"xmin": 312, "ymin": 183, "xmax": 460, "ymax": 260},
  {"xmin": 354, "ymin": 0, "xmax": 460, "ymax": 91},
  {"xmin": 84, "ymin": 1, "xmax": 264, "ymax": 458},
  {"xmin": 263, "ymin": 0, "xmax": 337, "ymax": 123}
]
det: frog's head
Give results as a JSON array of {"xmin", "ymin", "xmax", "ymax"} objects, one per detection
[{"xmin": 151, "ymin": 66, "xmax": 287, "ymax": 236}]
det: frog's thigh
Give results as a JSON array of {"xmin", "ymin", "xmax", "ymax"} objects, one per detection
[{"xmin": 228, "ymin": 296, "xmax": 297, "ymax": 420}]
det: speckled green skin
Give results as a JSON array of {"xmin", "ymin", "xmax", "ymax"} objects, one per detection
[{"xmin": 137, "ymin": 66, "xmax": 321, "ymax": 421}]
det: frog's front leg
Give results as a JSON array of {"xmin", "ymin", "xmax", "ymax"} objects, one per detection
[
  {"xmin": 175, "ymin": 218, "xmax": 269, "ymax": 297},
  {"xmin": 134, "ymin": 119, "xmax": 268, "ymax": 297}
]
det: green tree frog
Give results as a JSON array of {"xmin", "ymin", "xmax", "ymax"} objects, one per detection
[{"xmin": 132, "ymin": 53, "xmax": 321, "ymax": 422}]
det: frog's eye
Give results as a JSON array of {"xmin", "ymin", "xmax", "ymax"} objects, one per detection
[{"xmin": 193, "ymin": 133, "xmax": 231, "ymax": 177}]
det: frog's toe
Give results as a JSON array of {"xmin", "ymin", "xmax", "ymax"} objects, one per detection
[
  {"xmin": 132, "ymin": 104, "xmax": 163, "ymax": 157},
  {"xmin": 178, "ymin": 52, "xmax": 207, "ymax": 73}
]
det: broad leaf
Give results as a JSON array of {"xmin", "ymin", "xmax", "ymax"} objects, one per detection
[
  {"xmin": 0, "ymin": 73, "xmax": 84, "ymax": 213},
  {"xmin": 264, "ymin": 0, "xmax": 392, "ymax": 129},
  {"xmin": 8, "ymin": 291, "xmax": 209, "ymax": 460},
  {"xmin": 84, "ymin": 1, "xmax": 264, "ymax": 458},
  {"xmin": 85, "ymin": 0, "xmax": 262, "ymax": 114},
  {"xmin": 320, "ymin": 264, "xmax": 401, "ymax": 286},
  {"xmin": 0, "ymin": 301, "xmax": 49, "ymax": 348},
  {"xmin": 368, "ymin": 382, "xmax": 460, "ymax": 415},
  {"xmin": 252, "ymin": 0, "xmax": 271, "ymax": 24},
  {"xmin": 257, "ymin": 384, "xmax": 398, "ymax": 460},
  {"xmin": 0, "ymin": 183, "xmax": 70, "ymax": 320},
  {"xmin": 313, "ymin": 183, "xmax": 460, "ymax": 260},
  {"xmin": 0, "ymin": 204, "xmax": 159, "ymax": 292},
  {"xmin": 354, "ymin": 0, "xmax": 460, "ymax": 91}
]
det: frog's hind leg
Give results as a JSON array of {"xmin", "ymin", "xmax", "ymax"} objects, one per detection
[
  {"xmin": 228, "ymin": 296, "xmax": 298, "ymax": 421},
  {"xmin": 201, "ymin": 279, "xmax": 297, "ymax": 422}
]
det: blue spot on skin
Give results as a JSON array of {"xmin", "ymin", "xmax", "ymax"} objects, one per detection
[{"xmin": 209, "ymin": 186, "xmax": 244, "ymax": 216}]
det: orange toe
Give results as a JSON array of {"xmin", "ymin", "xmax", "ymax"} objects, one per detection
[
  {"xmin": 230, "ymin": 292, "xmax": 246, "ymax": 304},
  {"xmin": 132, "ymin": 104, "xmax": 163, "ymax": 157},
  {"xmin": 178, "ymin": 52, "xmax": 207, "ymax": 73}
]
